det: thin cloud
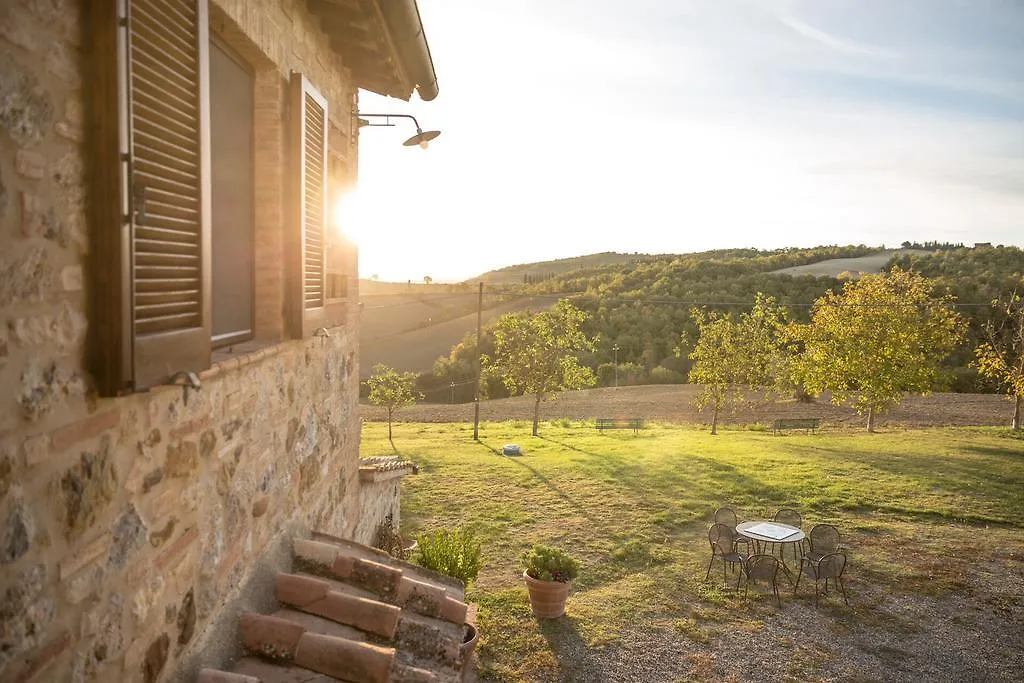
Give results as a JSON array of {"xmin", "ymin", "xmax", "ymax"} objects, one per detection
[{"xmin": 779, "ymin": 13, "xmax": 897, "ymax": 59}]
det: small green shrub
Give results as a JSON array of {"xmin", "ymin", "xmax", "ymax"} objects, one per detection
[
  {"xmin": 415, "ymin": 527, "xmax": 483, "ymax": 586},
  {"xmin": 649, "ymin": 366, "xmax": 685, "ymax": 384},
  {"xmin": 521, "ymin": 544, "xmax": 580, "ymax": 583}
]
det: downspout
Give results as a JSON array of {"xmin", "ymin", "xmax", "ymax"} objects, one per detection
[{"xmin": 377, "ymin": 0, "xmax": 439, "ymax": 101}]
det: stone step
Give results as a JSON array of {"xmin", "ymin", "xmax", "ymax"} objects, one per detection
[
  {"xmin": 240, "ymin": 612, "xmax": 394, "ymax": 683},
  {"xmin": 275, "ymin": 573, "xmax": 402, "ymax": 640}
]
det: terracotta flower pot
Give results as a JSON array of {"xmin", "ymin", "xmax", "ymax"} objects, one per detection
[
  {"xmin": 460, "ymin": 623, "xmax": 480, "ymax": 682},
  {"xmin": 523, "ymin": 570, "xmax": 571, "ymax": 618}
]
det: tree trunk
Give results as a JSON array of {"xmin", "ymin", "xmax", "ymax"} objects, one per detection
[
  {"xmin": 1013, "ymin": 395, "xmax": 1022, "ymax": 431},
  {"xmin": 387, "ymin": 408, "xmax": 393, "ymax": 442},
  {"xmin": 711, "ymin": 406, "xmax": 719, "ymax": 436},
  {"xmin": 532, "ymin": 395, "xmax": 541, "ymax": 436},
  {"xmin": 867, "ymin": 405, "xmax": 876, "ymax": 433}
]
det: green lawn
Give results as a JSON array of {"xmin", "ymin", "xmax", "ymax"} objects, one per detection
[{"xmin": 361, "ymin": 422, "xmax": 1024, "ymax": 682}]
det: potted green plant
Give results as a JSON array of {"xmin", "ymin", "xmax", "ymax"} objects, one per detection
[{"xmin": 521, "ymin": 545, "xmax": 580, "ymax": 618}]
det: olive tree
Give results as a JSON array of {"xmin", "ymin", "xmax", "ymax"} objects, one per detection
[
  {"xmin": 686, "ymin": 294, "xmax": 789, "ymax": 435},
  {"xmin": 483, "ymin": 300, "xmax": 596, "ymax": 436},
  {"xmin": 367, "ymin": 364, "xmax": 422, "ymax": 443},
  {"xmin": 793, "ymin": 267, "xmax": 965, "ymax": 432},
  {"xmin": 975, "ymin": 291, "xmax": 1024, "ymax": 430}
]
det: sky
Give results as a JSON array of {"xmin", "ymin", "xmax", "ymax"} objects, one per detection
[{"xmin": 343, "ymin": 0, "xmax": 1024, "ymax": 282}]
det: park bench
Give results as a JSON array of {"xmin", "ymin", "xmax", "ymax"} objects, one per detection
[
  {"xmin": 771, "ymin": 418, "xmax": 820, "ymax": 434},
  {"xmin": 596, "ymin": 418, "xmax": 645, "ymax": 434}
]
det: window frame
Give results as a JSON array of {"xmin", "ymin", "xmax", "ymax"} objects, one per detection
[{"xmin": 209, "ymin": 34, "xmax": 257, "ymax": 349}]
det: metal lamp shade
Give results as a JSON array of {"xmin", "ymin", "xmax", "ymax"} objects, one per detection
[{"xmin": 402, "ymin": 129, "xmax": 441, "ymax": 148}]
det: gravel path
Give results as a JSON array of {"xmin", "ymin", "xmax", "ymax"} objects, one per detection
[{"xmin": 495, "ymin": 569, "xmax": 1024, "ymax": 683}]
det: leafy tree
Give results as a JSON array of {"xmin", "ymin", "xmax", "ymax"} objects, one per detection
[
  {"xmin": 793, "ymin": 267, "xmax": 965, "ymax": 432},
  {"xmin": 483, "ymin": 300, "xmax": 597, "ymax": 436},
  {"xmin": 367, "ymin": 364, "xmax": 422, "ymax": 443},
  {"xmin": 686, "ymin": 294, "xmax": 789, "ymax": 434},
  {"xmin": 975, "ymin": 291, "xmax": 1024, "ymax": 430},
  {"xmin": 423, "ymin": 275, "xmax": 433, "ymax": 285}
]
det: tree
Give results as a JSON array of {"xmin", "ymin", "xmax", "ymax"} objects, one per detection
[
  {"xmin": 686, "ymin": 294, "xmax": 789, "ymax": 435},
  {"xmin": 367, "ymin": 364, "xmax": 422, "ymax": 443},
  {"xmin": 792, "ymin": 267, "xmax": 965, "ymax": 432},
  {"xmin": 483, "ymin": 300, "xmax": 597, "ymax": 436},
  {"xmin": 975, "ymin": 291, "xmax": 1024, "ymax": 430},
  {"xmin": 423, "ymin": 275, "xmax": 433, "ymax": 285}
]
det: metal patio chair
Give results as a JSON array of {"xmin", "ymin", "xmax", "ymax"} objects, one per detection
[
  {"xmin": 794, "ymin": 551, "xmax": 849, "ymax": 607},
  {"xmin": 714, "ymin": 506, "xmax": 753, "ymax": 552},
  {"xmin": 805, "ymin": 523, "xmax": 842, "ymax": 563},
  {"xmin": 705, "ymin": 523, "xmax": 747, "ymax": 589},
  {"xmin": 743, "ymin": 554, "xmax": 782, "ymax": 606}
]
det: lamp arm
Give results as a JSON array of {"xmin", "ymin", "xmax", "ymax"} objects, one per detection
[{"xmin": 357, "ymin": 113, "xmax": 423, "ymax": 133}]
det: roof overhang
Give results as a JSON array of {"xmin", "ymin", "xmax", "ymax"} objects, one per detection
[{"xmin": 306, "ymin": 0, "xmax": 439, "ymax": 101}]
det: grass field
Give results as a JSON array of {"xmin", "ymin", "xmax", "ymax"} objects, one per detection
[
  {"xmin": 361, "ymin": 421, "xmax": 1024, "ymax": 682},
  {"xmin": 768, "ymin": 249, "xmax": 929, "ymax": 278}
]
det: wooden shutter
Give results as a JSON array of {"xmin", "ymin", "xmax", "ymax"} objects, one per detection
[
  {"xmin": 88, "ymin": 0, "xmax": 211, "ymax": 395},
  {"xmin": 291, "ymin": 73, "xmax": 329, "ymax": 337},
  {"xmin": 129, "ymin": 0, "xmax": 211, "ymax": 387}
]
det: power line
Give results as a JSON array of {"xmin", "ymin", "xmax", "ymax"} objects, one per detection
[
  {"xmin": 515, "ymin": 291, "xmax": 997, "ymax": 308},
  {"xmin": 359, "ymin": 291, "xmax": 484, "ymax": 310}
]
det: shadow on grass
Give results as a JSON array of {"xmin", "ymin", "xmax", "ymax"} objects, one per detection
[
  {"xmin": 536, "ymin": 435, "xmax": 605, "ymax": 458},
  {"xmin": 537, "ymin": 616, "xmax": 601, "ymax": 683},
  {"xmin": 684, "ymin": 455, "xmax": 792, "ymax": 509},
  {"xmin": 478, "ymin": 439, "xmax": 596, "ymax": 524},
  {"xmin": 962, "ymin": 444, "xmax": 1024, "ymax": 459}
]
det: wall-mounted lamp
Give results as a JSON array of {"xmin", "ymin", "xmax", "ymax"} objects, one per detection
[{"xmin": 357, "ymin": 113, "xmax": 441, "ymax": 149}]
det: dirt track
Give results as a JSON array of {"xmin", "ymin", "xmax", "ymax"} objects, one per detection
[{"xmin": 360, "ymin": 385, "xmax": 1019, "ymax": 429}]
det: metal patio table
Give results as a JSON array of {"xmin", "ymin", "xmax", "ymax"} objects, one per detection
[{"xmin": 736, "ymin": 520, "xmax": 806, "ymax": 583}]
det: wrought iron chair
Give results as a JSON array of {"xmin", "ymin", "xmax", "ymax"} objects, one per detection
[
  {"xmin": 714, "ymin": 506, "xmax": 753, "ymax": 552},
  {"xmin": 705, "ymin": 523, "xmax": 746, "ymax": 588},
  {"xmin": 794, "ymin": 551, "xmax": 849, "ymax": 607},
  {"xmin": 743, "ymin": 554, "xmax": 782, "ymax": 606},
  {"xmin": 805, "ymin": 523, "xmax": 842, "ymax": 563},
  {"xmin": 772, "ymin": 508, "xmax": 806, "ymax": 563}
]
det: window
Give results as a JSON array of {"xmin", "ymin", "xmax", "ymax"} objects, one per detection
[
  {"xmin": 210, "ymin": 39, "xmax": 255, "ymax": 347},
  {"xmin": 88, "ymin": 0, "xmax": 339, "ymax": 396}
]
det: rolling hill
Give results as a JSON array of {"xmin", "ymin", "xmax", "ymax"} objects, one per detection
[
  {"xmin": 359, "ymin": 292, "xmax": 550, "ymax": 378},
  {"xmin": 768, "ymin": 248, "xmax": 931, "ymax": 278},
  {"xmin": 473, "ymin": 251, "xmax": 662, "ymax": 285}
]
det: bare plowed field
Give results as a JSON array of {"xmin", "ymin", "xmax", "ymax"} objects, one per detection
[{"xmin": 361, "ymin": 385, "xmax": 1018, "ymax": 429}]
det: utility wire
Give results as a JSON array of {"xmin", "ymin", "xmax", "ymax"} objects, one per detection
[{"xmin": 514, "ymin": 291, "xmax": 997, "ymax": 308}]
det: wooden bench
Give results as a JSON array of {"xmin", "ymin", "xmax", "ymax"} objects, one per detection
[
  {"xmin": 771, "ymin": 418, "xmax": 820, "ymax": 434},
  {"xmin": 596, "ymin": 418, "xmax": 645, "ymax": 434}
]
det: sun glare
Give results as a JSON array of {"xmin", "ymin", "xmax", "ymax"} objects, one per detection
[{"xmin": 333, "ymin": 189, "xmax": 369, "ymax": 245}]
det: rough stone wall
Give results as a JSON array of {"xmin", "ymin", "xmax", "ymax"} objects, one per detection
[
  {"xmin": 355, "ymin": 479, "xmax": 404, "ymax": 547},
  {"xmin": 0, "ymin": 1, "xmax": 373, "ymax": 682}
]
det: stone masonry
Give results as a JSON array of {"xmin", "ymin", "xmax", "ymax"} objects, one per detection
[{"xmin": 0, "ymin": 1, "xmax": 399, "ymax": 682}]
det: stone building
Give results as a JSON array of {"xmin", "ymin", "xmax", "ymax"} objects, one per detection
[{"xmin": 0, "ymin": 1, "xmax": 447, "ymax": 681}]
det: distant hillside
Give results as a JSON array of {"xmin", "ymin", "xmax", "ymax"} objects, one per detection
[
  {"xmin": 504, "ymin": 244, "xmax": 1023, "ymax": 393},
  {"xmin": 359, "ymin": 295, "xmax": 549, "ymax": 378},
  {"xmin": 769, "ymin": 249, "xmax": 931, "ymax": 278},
  {"xmin": 473, "ymin": 252, "xmax": 663, "ymax": 285}
]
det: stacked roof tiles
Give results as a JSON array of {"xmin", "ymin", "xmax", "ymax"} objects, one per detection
[
  {"xmin": 358, "ymin": 457, "xmax": 418, "ymax": 482},
  {"xmin": 197, "ymin": 533, "xmax": 474, "ymax": 683}
]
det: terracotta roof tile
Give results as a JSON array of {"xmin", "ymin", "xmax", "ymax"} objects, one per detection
[
  {"xmin": 198, "ymin": 535, "xmax": 474, "ymax": 683},
  {"xmin": 358, "ymin": 456, "xmax": 418, "ymax": 481},
  {"xmin": 275, "ymin": 573, "xmax": 402, "ymax": 639}
]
